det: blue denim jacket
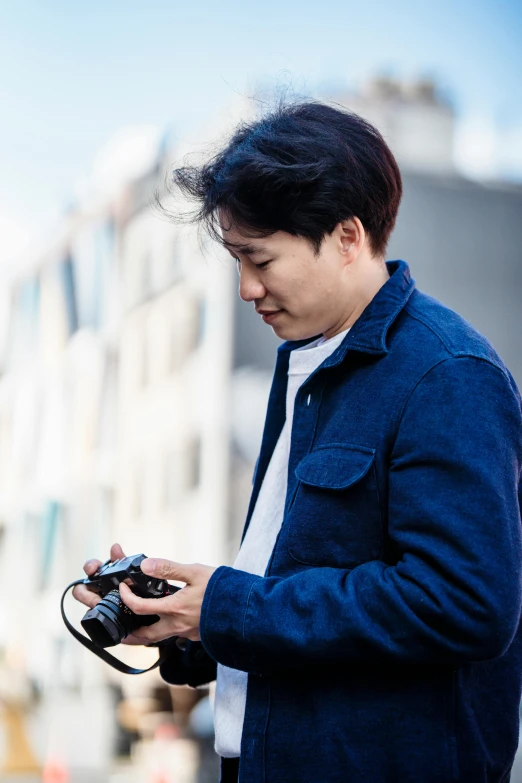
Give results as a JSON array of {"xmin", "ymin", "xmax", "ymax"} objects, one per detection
[{"xmin": 160, "ymin": 259, "xmax": 522, "ymax": 783}]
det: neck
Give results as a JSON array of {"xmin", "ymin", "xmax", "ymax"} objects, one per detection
[{"xmin": 322, "ymin": 261, "xmax": 391, "ymax": 340}]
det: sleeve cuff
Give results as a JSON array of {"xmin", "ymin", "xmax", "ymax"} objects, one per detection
[
  {"xmin": 199, "ymin": 565, "xmax": 263, "ymax": 674},
  {"xmin": 158, "ymin": 636, "xmax": 217, "ymax": 688}
]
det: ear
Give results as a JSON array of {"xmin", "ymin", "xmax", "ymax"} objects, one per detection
[{"xmin": 337, "ymin": 217, "xmax": 365, "ymax": 261}]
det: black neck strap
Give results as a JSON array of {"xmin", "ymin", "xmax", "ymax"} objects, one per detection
[{"xmin": 61, "ymin": 580, "xmax": 171, "ymax": 675}]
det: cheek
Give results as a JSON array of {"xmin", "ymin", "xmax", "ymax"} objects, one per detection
[
  {"xmin": 274, "ymin": 263, "xmax": 334, "ymax": 314},
  {"xmin": 290, "ymin": 277, "xmax": 328, "ymax": 311},
  {"xmin": 280, "ymin": 271, "xmax": 310, "ymax": 300}
]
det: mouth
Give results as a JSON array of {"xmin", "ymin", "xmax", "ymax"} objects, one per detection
[{"xmin": 257, "ymin": 309, "xmax": 284, "ymax": 323}]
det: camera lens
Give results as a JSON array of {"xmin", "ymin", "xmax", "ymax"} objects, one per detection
[{"xmin": 81, "ymin": 589, "xmax": 159, "ymax": 648}]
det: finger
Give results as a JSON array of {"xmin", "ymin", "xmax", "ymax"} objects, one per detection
[
  {"xmin": 121, "ymin": 619, "xmax": 185, "ymax": 646},
  {"xmin": 118, "ymin": 582, "xmax": 179, "ymax": 615},
  {"xmin": 120, "ymin": 628, "xmax": 154, "ymax": 645},
  {"xmin": 120, "ymin": 633, "xmax": 146, "ymax": 646},
  {"xmin": 140, "ymin": 557, "xmax": 197, "ymax": 583},
  {"xmin": 110, "ymin": 542, "xmax": 126, "ymax": 562},
  {"xmin": 72, "ymin": 584, "xmax": 101, "ymax": 609},
  {"xmin": 83, "ymin": 558, "xmax": 102, "ymax": 577}
]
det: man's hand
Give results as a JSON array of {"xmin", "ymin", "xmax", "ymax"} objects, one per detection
[
  {"xmin": 72, "ymin": 542, "xmax": 130, "ymax": 609},
  {"xmin": 118, "ymin": 559, "xmax": 217, "ymax": 645}
]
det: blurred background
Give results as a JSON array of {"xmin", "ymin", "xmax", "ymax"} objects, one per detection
[{"xmin": 0, "ymin": 1, "xmax": 521, "ymax": 781}]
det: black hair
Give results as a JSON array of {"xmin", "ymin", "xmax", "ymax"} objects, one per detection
[{"xmin": 156, "ymin": 95, "xmax": 402, "ymax": 259}]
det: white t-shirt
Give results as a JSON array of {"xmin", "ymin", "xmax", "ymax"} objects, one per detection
[{"xmin": 213, "ymin": 326, "xmax": 351, "ymax": 758}]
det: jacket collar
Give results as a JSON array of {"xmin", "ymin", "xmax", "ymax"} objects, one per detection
[{"xmin": 276, "ymin": 259, "xmax": 416, "ymax": 364}]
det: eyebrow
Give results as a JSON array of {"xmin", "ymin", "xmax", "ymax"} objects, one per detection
[{"xmin": 223, "ymin": 242, "xmax": 269, "ymax": 256}]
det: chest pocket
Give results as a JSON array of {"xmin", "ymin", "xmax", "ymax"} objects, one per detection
[{"xmin": 286, "ymin": 443, "xmax": 383, "ymax": 568}]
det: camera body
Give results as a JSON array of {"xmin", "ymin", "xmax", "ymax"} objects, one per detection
[{"xmin": 81, "ymin": 554, "xmax": 180, "ymax": 648}]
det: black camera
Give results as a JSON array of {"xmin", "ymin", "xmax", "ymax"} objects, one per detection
[{"xmin": 80, "ymin": 554, "xmax": 180, "ymax": 648}]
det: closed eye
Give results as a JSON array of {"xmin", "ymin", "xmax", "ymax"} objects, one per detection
[{"xmin": 232, "ymin": 256, "xmax": 272, "ymax": 270}]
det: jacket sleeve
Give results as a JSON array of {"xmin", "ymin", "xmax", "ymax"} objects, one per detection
[
  {"xmin": 157, "ymin": 637, "xmax": 217, "ymax": 688},
  {"xmin": 199, "ymin": 356, "xmax": 522, "ymax": 674}
]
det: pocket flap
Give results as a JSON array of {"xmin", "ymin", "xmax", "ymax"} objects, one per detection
[{"xmin": 295, "ymin": 444, "xmax": 376, "ymax": 490}]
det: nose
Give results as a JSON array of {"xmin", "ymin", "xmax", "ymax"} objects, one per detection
[{"xmin": 238, "ymin": 263, "xmax": 267, "ymax": 303}]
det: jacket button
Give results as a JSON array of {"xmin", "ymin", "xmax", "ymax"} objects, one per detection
[{"xmin": 307, "ymin": 394, "xmax": 312, "ymax": 405}]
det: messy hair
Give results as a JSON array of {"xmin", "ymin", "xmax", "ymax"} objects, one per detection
[{"xmin": 156, "ymin": 95, "xmax": 402, "ymax": 259}]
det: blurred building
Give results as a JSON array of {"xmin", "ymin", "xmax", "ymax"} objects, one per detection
[
  {"xmin": 333, "ymin": 75, "xmax": 455, "ymax": 175},
  {"xmin": 0, "ymin": 128, "xmax": 234, "ymax": 779}
]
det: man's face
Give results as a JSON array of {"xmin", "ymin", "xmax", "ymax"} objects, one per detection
[{"xmin": 220, "ymin": 213, "xmax": 376, "ymax": 341}]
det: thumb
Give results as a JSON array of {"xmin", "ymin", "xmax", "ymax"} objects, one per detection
[{"xmin": 140, "ymin": 557, "xmax": 196, "ymax": 582}]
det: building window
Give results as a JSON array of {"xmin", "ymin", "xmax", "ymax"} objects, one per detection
[
  {"xmin": 169, "ymin": 293, "xmax": 205, "ymax": 374},
  {"xmin": 137, "ymin": 317, "xmax": 150, "ymax": 389},
  {"xmin": 163, "ymin": 436, "xmax": 202, "ymax": 510},
  {"xmin": 133, "ymin": 462, "xmax": 144, "ymax": 520},
  {"xmin": 185, "ymin": 435, "xmax": 202, "ymax": 490},
  {"xmin": 163, "ymin": 449, "xmax": 182, "ymax": 511},
  {"xmin": 170, "ymin": 236, "xmax": 182, "ymax": 286},
  {"xmin": 140, "ymin": 249, "xmax": 152, "ymax": 301}
]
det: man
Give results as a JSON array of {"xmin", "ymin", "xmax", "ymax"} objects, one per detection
[{"xmin": 74, "ymin": 101, "xmax": 522, "ymax": 782}]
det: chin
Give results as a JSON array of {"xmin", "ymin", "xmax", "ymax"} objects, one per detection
[{"xmin": 272, "ymin": 323, "xmax": 318, "ymax": 341}]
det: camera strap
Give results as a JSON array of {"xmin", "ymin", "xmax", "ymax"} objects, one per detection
[{"xmin": 61, "ymin": 580, "xmax": 173, "ymax": 675}]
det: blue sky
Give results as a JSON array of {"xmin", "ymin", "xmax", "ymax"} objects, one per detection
[{"xmin": 1, "ymin": 0, "xmax": 521, "ymax": 272}]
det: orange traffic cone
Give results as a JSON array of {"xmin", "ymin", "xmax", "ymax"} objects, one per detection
[
  {"xmin": 0, "ymin": 703, "xmax": 41, "ymax": 774},
  {"xmin": 149, "ymin": 774, "xmax": 170, "ymax": 783},
  {"xmin": 42, "ymin": 754, "xmax": 70, "ymax": 783}
]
